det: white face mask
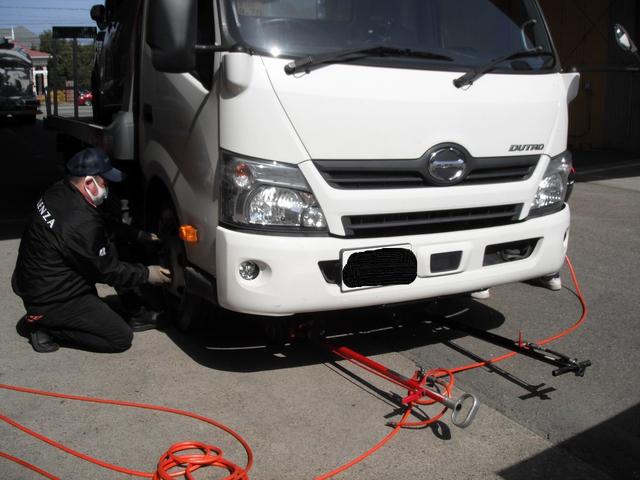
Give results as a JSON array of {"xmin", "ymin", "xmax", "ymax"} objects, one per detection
[{"xmin": 84, "ymin": 176, "xmax": 108, "ymax": 206}]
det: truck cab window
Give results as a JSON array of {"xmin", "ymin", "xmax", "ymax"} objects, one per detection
[{"xmin": 223, "ymin": 0, "xmax": 554, "ymax": 71}]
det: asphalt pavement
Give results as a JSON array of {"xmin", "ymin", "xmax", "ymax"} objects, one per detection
[
  {"xmin": 383, "ymin": 152, "xmax": 640, "ymax": 480},
  {"xmin": 0, "ymin": 117, "xmax": 638, "ymax": 479}
]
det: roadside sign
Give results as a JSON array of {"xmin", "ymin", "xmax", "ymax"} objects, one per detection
[{"xmin": 52, "ymin": 26, "xmax": 97, "ymax": 39}]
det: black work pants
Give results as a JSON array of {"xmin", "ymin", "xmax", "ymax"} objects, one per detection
[{"xmin": 27, "ymin": 294, "xmax": 133, "ymax": 353}]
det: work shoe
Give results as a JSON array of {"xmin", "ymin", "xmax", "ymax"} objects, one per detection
[
  {"xmin": 29, "ymin": 328, "xmax": 60, "ymax": 353},
  {"xmin": 16, "ymin": 316, "xmax": 31, "ymax": 338},
  {"xmin": 129, "ymin": 308, "xmax": 167, "ymax": 332},
  {"xmin": 533, "ymin": 274, "xmax": 562, "ymax": 291},
  {"xmin": 470, "ymin": 288, "xmax": 491, "ymax": 300}
]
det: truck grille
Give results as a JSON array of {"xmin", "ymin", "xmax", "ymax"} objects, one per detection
[
  {"xmin": 342, "ymin": 204, "xmax": 523, "ymax": 238},
  {"xmin": 314, "ymin": 155, "xmax": 539, "ymax": 189}
]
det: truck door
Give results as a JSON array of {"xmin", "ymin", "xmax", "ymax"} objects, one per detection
[{"xmin": 139, "ymin": 0, "xmax": 221, "ymax": 274}]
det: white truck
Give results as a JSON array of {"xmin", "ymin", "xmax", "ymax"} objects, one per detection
[{"xmin": 50, "ymin": 0, "xmax": 587, "ymax": 330}]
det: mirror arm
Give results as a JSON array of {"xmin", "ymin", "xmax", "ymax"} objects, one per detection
[
  {"xmin": 194, "ymin": 44, "xmax": 254, "ymax": 55},
  {"xmin": 194, "ymin": 44, "xmax": 232, "ymax": 52}
]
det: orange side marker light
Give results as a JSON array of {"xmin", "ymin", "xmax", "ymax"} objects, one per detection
[{"xmin": 179, "ymin": 225, "xmax": 199, "ymax": 243}]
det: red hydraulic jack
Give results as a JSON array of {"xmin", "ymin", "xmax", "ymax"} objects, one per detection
[{"xmin": 322, "ymin": 339, "xmax": 480, "ymax": 428}]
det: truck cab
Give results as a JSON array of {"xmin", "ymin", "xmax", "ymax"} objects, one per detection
[
  {"xmin": 90, "ymin": 0, "xmax": 578, "ymax": 324},
  {"xmin": 89, "ymin": 0, "xmax": 141, "ymax": 124},
  {"xmin": 0, "ymin": 39, "xmax": 38, "ymax": 123}
]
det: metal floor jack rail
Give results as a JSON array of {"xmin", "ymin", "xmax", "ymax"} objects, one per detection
[{"xmin": 431, "ymin": 315, "xmax": 592, "ymax": 377}]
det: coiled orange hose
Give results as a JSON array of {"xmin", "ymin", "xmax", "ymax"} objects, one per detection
[{"xmin": 0, "ymin": 384, "xmax": 252, "ymax": 480}]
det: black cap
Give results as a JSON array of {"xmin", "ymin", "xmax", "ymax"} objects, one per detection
[{"xmin": 66, "ymin": 147, "xmax": 124, "ymax": 182}]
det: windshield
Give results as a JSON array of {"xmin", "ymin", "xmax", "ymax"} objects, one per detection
[
  {"xmin": 222, "ymin": 0, "xmax": 555, "ymax": 71},
  {"xmin": 0, "ymin": 58, "xmax": 34, "ymax": 98}
]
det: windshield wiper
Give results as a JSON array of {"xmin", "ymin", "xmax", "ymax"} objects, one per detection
[
  {"xmin": 284, "ymin": 46, "xmax": 453, "ymax": 75},
  {"xmin": 453, "ymin": 46, "xmax": 554, "ymax": 88}
]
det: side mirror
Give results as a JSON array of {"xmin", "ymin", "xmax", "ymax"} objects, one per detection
[
  {"xmin": 224, "ymin": 50, "xmax": 254, "ymax": 94},
  {"xmin": 90, "ymin": 4, "xmax": 107, "ymax": 31},
  {"xmin": 147, "ymin": 0, "xmax": 197, "ymax": 73},
  {"xmin": 614, "ymin": 24, "xmax": 638, "ymax": 53}
]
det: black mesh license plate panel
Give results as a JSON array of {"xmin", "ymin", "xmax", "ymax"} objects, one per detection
[{"xmin": 342, "ymin": 248, "xmax": 417, "ymax": 289}]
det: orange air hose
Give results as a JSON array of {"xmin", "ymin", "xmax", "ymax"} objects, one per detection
[
  {"xmin": 0, "ymin": 384, "xmax": 252, "ymax": 480},
  {"xmin": 448, "ymin": 256, "xmax": 586, "ymax": 375},
  {"xmin": 1, "ymin": 257, "xmax": 587, "ymax": 480}
]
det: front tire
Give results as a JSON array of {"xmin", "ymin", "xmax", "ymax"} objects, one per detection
[{"xmin": 156, "ymin": 204, "xmax": 209, "ymax": 332}]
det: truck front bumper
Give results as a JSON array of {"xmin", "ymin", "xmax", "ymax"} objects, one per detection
[
  {"xmin": 0, "ymin": 99, "xmax": 38, "ymax": 117},
  {"xmin": 0, "ymin": 108, "xmax": 37, "ymax": 117},
  {"xmin": 216, "ymin": 206, "xmax": 570, "ymax": 316}
]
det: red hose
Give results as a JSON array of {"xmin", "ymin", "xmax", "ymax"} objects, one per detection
[
  {"xmin": 1, "ymin": 257, "xmax": 587, "ymax": 480},
  {"xmin": 314, "ymin": 408, "xmax": 412, "ymax": 480},
  {"xmin": 0, "ymin": 384, "xmax": 252, "ymax": 480},
  {"xmin": 449, "ymin": 256, "xmax": 586, "ymax": 375},
  {"xmin": 0, "ymin": 451, "xmax": 59, "ymax": 480}
]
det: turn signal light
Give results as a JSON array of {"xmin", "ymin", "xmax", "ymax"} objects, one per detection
[{"xmin": 179, "ymin": 225, "xmax": 199, "ymax": 243}]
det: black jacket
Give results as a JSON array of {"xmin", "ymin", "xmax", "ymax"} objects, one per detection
[{"xmin": 12, "ymin": 180, "xmax": 149, "ymax": 307}]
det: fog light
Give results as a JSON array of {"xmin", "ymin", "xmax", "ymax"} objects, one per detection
[{"xmin": 239, "ymin": 261, "xmax": 260, "ymax": 280}]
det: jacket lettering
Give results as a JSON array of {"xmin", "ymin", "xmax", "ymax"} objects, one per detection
[{"xmin": 36, "ymin": 198, "xmax": 56, "ymax": 229}]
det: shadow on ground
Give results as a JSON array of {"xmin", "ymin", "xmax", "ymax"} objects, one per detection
[
  {"xmin": 499, "ymin": 402, "xmax": 640, "ymax": 480},
  {"xmin": 161, "ymin": 296, "xmax": 505, "ymax": 373}
]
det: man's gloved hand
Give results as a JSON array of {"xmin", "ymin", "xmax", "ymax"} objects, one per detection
[{"xmin": 147, "ymin": 265, "xmax": 172, "ymax": 285}]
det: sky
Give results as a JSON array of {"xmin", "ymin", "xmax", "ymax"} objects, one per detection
[{"xmin": 0, "ymin": 0, "xmax": 101, "ymax": 37}]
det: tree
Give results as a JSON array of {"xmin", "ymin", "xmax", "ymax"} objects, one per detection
[{"xmin": 39, "ymin": 30, "xmax": 95, "ymax": 91}]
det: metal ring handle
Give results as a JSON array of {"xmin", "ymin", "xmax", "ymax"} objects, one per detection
[{"xmin": 450, "ymin": 393, "xmax": 480, "ymax": 428}]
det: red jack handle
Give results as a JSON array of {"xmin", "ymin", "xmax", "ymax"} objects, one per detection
[{"xmin": 325, "ymin": 342, "xmax": 479, "ymax": 428}]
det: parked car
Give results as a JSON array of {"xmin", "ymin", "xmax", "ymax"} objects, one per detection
[{"xmin": 78, "ymin": 91, "xmax": 93, "ymax": 106}]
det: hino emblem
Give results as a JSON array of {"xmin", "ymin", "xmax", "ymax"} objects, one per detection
[
  {"xmin": 509, "ymin": 144, "xmax": 545, "ymax": 152},
  {"xmin": 427, "ymin": 147, "xmax": 468, "ymax": 184}
]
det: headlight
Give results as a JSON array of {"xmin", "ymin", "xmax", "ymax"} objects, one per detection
[
  {"xmin": 220, "ymin": 152, "xmax": 327, "ymax": 232},
  {"xmin": 529, "ymin": 151, "xmax": 572, "ymax": 217}
]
